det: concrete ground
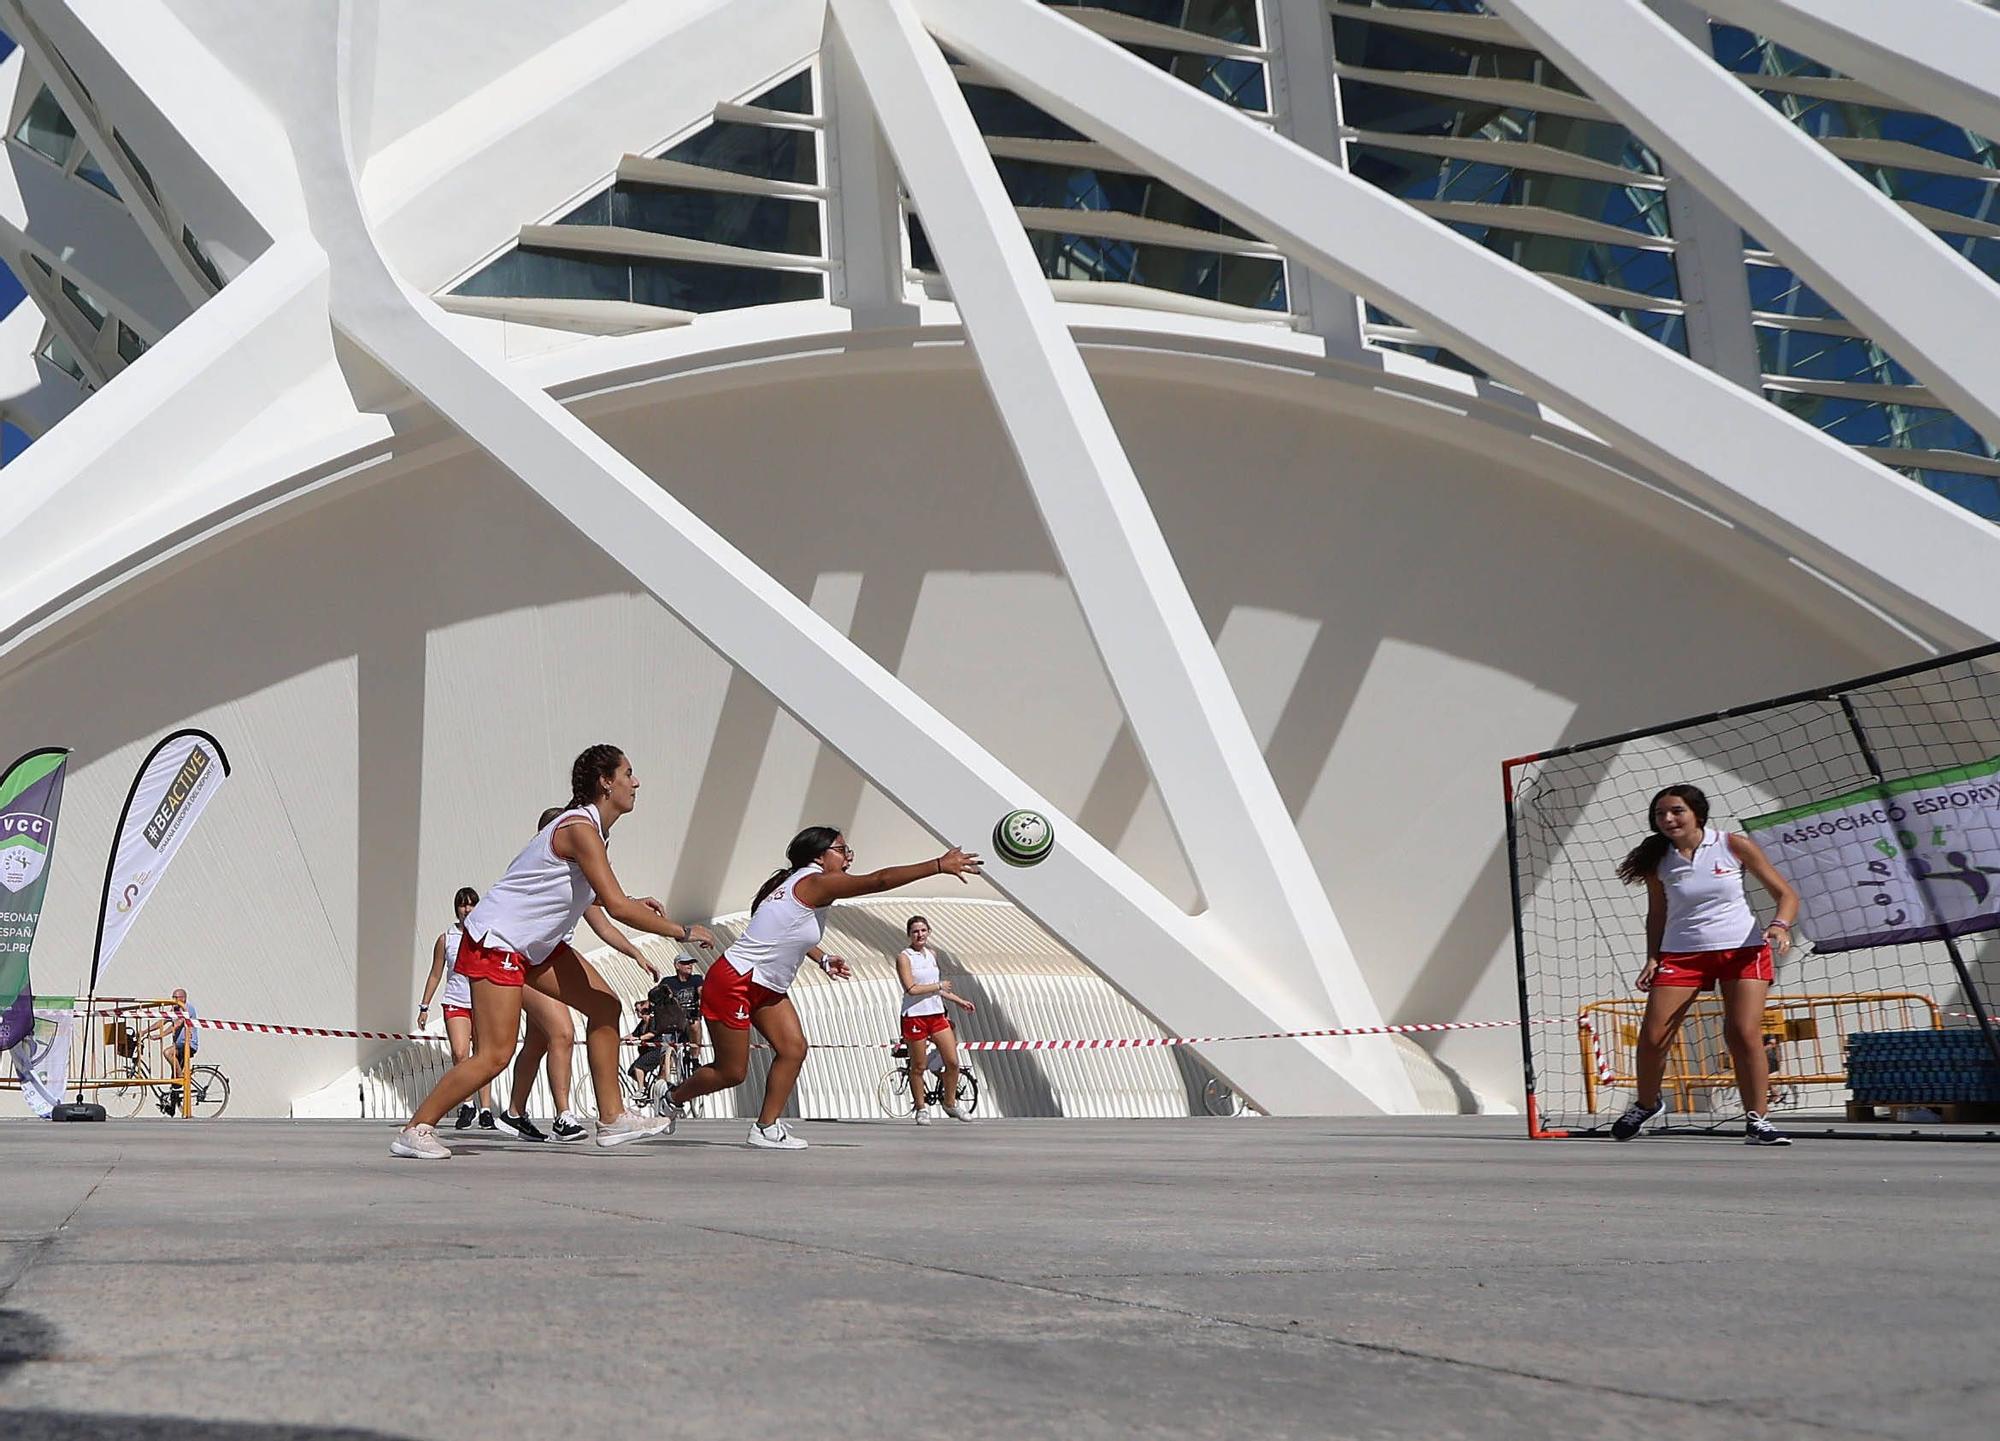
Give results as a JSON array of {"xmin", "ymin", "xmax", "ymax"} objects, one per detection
[{"xmin": 1, "ymin": 1117, "xmax": 1994, "ymax": 1441}]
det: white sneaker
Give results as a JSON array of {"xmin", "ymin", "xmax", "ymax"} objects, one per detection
[
  {"xmin": 595, "ymin": 1109, "xmax": 674, "ymax": 1149},
  {"xmin": 747, "ymin": 1120, "xmax": 807, "ymax": 1150},
  {"xmin": 912, "ymin": 1106, "xmax": 932, "ymax": 1126},
  {"xmin": 389, "ymin": 1123, "xmax": 450, "ymax": 1159},
  {"xmin": 943, "ymin": 1104, "xmax": 973, "ymax": 1123}
]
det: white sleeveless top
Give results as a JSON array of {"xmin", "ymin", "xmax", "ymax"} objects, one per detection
[
  {"xmin": 439, "ymin": 923, "xmax": 470, "ymax": 1008},
  {"xmin": 1658, "ymin": 827, "xmax": 1762, "ymax": 953},
  {"xmin": 726, "ymin": 864, "xmax": 829, "ymax": 994},
  {"xmin": 463, "ymin": 805, "xmax": 606, "ymax": 964},
  {"xmin": 900, "ymin": 947, "xmax": 944, "ymax": 1016}
]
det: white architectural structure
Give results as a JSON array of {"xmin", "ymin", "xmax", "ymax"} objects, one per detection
[{"xmin": 1, "ymin": 0, "xmax": 1997, "ymax": 1117}]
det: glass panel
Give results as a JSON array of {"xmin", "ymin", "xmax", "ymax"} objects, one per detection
[
  {"xmin": 40, "ymin": 332, "xmax": 87, "ymax": 384},
  {"xmin": 1347, "ymin": 143, "xmax": 1671, "ymax": 237},
  {"xmin": 1450, "ymin": 224, "xmax": 1678, "ymax": 301},
  {"xmin": 1768, "ymin": 390, "xmax": 1993, "ymax": 454},
  {"xmin": 611, "ymin": 184, "xmax": 821, "ymax": 256},
  {"xmin": 455, "ymin": 247, "xmax": 632, "ymax": 303},
  {"xmin": 112, "ymin": 131, "xmax": 159, "ymax": 202},
  {"xmin": 29, "ymin": 254, "xmax": 53, "ymax": 276},
  {"xmin": 74, "ymin": 150, "xmax": 119, "ymax": 199},
  {"xmin": 183, "ymin": 227, "xmax": 227, "ymax": 290},
  {"xmin": 60, "ymin": 276, "xmax": 108, "ymax": 332},
  {"xmin": 659, "ymin": 120, "xmax": 816, "ymax": 184},
  {"xmin": 13, "ymin": 86, "xmax": 77, "ymax": 167},
  {"xmin": 629, "ymin": 257, "xmax": 822, "ymax": 313},
  {"xmin": 749, "ymin": 71, "xmax": 815, "ymax": 115},
  {"xmin": 1756, "ymin": 328, "xmax": 1916, "ymax": 387},
  {"xmin": 116, "ymin": 321, "xmax": 147, "ymax": 365},
  {"xmin": 959, "ymin": 84, "xmax": 1086, "ymax": 142},
  {"xmin": 1337, "ymin": 80, "xmax": 1661, "ymax": 175},
  {"xmin": 1900, "ymin": 467, "xmax": 2000, "ymax": 524},
  {"xmin": 1332, "ymin": 10, "xmax": 1587, "ymax": 97},
  {"xmin": 992, "ymin": 157, "xmax": 1256, "ymax": 239},
  {"xmin": 1124, "ymin": 45, "xmax": 1267, "ymax": 111},
  {"xmin": 911, "ymin": 214, "xmax": 1286, "ymax": 310},
  {"xmin": 1043, "ymin": 0, "xmax": 1262, "ymax": 46}
]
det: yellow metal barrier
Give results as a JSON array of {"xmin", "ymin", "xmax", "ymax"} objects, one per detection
[
  {"xmin": 1578, "ymin": 992, "xmax": 1941, "ymax": 1115},
  {"xmin": 0, "ymin": 998, "xmax": 193, "ymax": 1117}
]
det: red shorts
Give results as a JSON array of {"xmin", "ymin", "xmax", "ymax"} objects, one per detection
[
  {"xmin": 1652, "ymin": 944, "xmax": 1773, "ymax": 990},
  {"xmin": 454, "ymin": 933, "xmax": 575, "ymax": 989},
  {"xmin": 441, "ymin": 1004, "xmax": 473, "ymax": 1023},
  {"xmin": 900, "ymin": 1011, "xmax": 953, "ymax": 1043},
  {"xmin": 701, "ymin": 958, "xmax": 788, "ymax": 1031}
]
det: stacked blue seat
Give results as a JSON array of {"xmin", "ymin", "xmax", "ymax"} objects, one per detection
[{"xmin": 1846, "ymin": 1029, "xmax": 2000, "ymax": 1105}]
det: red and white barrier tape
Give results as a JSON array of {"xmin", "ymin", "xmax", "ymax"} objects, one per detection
[
  {"xmin": 153, "ymin": 1013, "xmax": 1567, "ymax": 1050},
  {"xmin": 1577, "ymin": 1014, "xmax": 1616, "ymax": 1085}
]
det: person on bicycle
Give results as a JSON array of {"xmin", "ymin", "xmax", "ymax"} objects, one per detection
[
  {"xmin": 898, "ymin": 916, "xmax": 974, "ymax": 1124},
  {"xmin": 624, "ymin": 996, "xmax": 684, "ymax": 1094},
  {"xmin": 141, "ymin": 988, "xmax": 200, "ymax": 1075},
  {"xmin": 658, "ymin": 954, "xmax": 704, "ymax": 1055}
]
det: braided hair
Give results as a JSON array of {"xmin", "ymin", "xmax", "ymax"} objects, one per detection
[{"xmin": 569, "ymin": 744, "xmax": 624, "ymax": 810}]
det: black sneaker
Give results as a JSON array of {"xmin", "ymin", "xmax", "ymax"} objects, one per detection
[
  {"xmin": 476, "ymin": 1109, "xmax": 496, "ymax": 1130},
  {"xmin": 453, "ymin": 1103, "xmax": 476, "ymax": 1131},
  {"xmin": 494, "ymin": 1110, "xmax": 547, "ymax": 1142},
  {"xmin": 1611, "ymin": 1097, "xmax": 1666, "ymax": 1141},
  {"xmin": 1745, "ymin": 1112, "xmax": 1791, "ymax": 1146},
  {"xmin": 550, "ymin": 1112, "xmax": 589, "ymax": 1143}
]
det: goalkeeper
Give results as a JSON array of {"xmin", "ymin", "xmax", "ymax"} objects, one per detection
[{"xmin": 1612, "ymin": 783, "xmax": 1799, "ymax": 1146}]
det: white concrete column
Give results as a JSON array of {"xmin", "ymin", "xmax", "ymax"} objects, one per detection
[
  {"xmin": 1649, "ymin": 0, "xmax": 1762, "ymax": 391},
  {"xmin": 1265, "ymin": 0, "xmax": 1365, "ymax": 355},
  {"xmin": 823, "ymin": 16, "xmax": 921, "ymax": 327}
]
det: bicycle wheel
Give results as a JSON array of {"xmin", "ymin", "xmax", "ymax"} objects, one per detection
[
  {"xmin": 189, "ymin": 1066, "xmax": 230, "ymax": 1118},
  {"xmin": 103, "ymin": 1064, "xmax": 150, "ymax": 1118},
  {"xmin": 875, "ymin": 1065, "xmax": 912, "ymax": 1118},
  {"xmin": 675, "ymin": 1048, "xmax": 703, "ymax": 1117},
  {"xmin": 1202, "ymin": 1078, "xmax": 1244, "ymax": 1117},
  {"xmin": 953, "ymin": 1068, "xmax": 979, "ymax": 1116}
]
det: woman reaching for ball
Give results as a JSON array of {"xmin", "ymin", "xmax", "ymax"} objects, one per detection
[
  {"xmin": 1612, "ymin": 783, "xmax": 1799, "ymax": 1146},
  {"xmin": 391, "ymin": 745, "xmax": 717, "ymax": 1159},
  {"xmin": 898, "ymin": 914, "xmax": 975, "ymax": 1124},
  {"xmin": 667, "ymin": 827, "xmax": 982, "ymax": 1149}
]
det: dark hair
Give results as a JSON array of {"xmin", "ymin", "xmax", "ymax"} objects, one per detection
[
  {"xmin": 537, "ymin": 806, "xmax": 564, "ymax": 830},
  {"xmin": 752, "ymin": 825, "xmax": 844, "ymax": 912},
  {"xmin": 569, "ymin": 744, "xmax": 625, "ymax": 810},
  {"xmin": 906, "ymin": 915, "xmax": 929, "ymax": 938},
  {"xmin": 1617, "ymin": 784, "xmax": 1710, "ymax": 885},
  {"xmin": 453, "ymin": 887, "xmax": 479, "ymax": 910}
]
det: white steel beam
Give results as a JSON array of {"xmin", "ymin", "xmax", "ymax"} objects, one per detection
[
  {"xmin": 1491, "ymin": 0, "xmax": 2000, "ymax": 451},
  {"xmin": 828, "ymin": 0, "xmax": 1409, "ymax": 1104},
  {"xmin": 258, "ymin": 0, "xmax": 1416, "ymax": 1115},
  {"xmin": 1700, "ymin": 0, "xmax": 2000, "ymax": 147},
  {"xmin": 914, "ymin": 0, "xmax": 2000, "ymax": 645}
]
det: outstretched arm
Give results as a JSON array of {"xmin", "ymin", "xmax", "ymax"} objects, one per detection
[{"xmin": 794, "ymin": 847, "xmax": 982, "ymax": 907}]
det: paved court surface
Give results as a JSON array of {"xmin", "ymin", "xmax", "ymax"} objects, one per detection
[{"xmin": 2, "ymin": 1117, "xmax": 1994, "ymax": 1440}]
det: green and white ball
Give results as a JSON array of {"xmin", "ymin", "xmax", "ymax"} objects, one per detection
[{"xmin": 993, "ymin": 809, "xmax": 1054, "ymax": 867}]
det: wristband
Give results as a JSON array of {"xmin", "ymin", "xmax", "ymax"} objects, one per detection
[{"xmin": 1766, "ymin": 920, "xmax": 1791, "ymax": 930}]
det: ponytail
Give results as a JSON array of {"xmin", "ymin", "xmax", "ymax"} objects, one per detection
[
  {"xmin": 1617, "ymin": 783, "xmax": 1710, "ymax": 885},
  {"xmin": 751, "ymin": 825, "xmax": 845, "ymax": 912},
  {"xmin": 569, "ymin": 744, "xmax": 624, "ymax": 810}
]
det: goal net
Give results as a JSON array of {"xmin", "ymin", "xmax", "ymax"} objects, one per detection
[{"xmin": 1506, "ymin": 643, "xmax": 2000, "ymax": 1136}]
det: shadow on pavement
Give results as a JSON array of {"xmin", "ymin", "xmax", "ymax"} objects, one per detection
[{"xmin": 0, "ymin": 1309, "xmax": 415, "ymax": 1441}]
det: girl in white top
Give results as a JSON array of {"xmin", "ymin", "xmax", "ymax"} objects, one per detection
[
  {"xmin": 392, "ymin": 745, "xmax": 718, "ymax": 1159},
  {"xmin": 898, "ymin": 915, "xmax": 976, "ymax": 1124},
  {"xmin": 1613, "ymin": 783, "xmax": 1799, "ymax": 1146},
  {"xmin": 668, "ymin": 824, "xmax": 982, "ymax": 1150},
  {"xmin": 416, "ymin": 887, "xmax": 493, "ymax": 1130}
]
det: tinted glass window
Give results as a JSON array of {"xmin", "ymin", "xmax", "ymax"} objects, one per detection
[
  {"xmin": 661, "ymin": 121, "xmax": 816, "ymax": 184},
  {"xmin": 14, "ymin": 87, "xmax": 77, "ymax": 167}
]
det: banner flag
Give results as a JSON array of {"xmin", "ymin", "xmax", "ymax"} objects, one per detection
[
  {"xmin": 10, "ymin": 999, "xmax": 77, "ymax": 1118},
  {"xmin": 1744, "ymin": 755, "xmax": 2000, "ymax": 953},
  {"xmin": 0, "ymin": 747, "xmax": 68, "ymax": 1050},
  {"xmin": 90, "ymin": 730, "xmax": 231, "ymax": 990}
]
